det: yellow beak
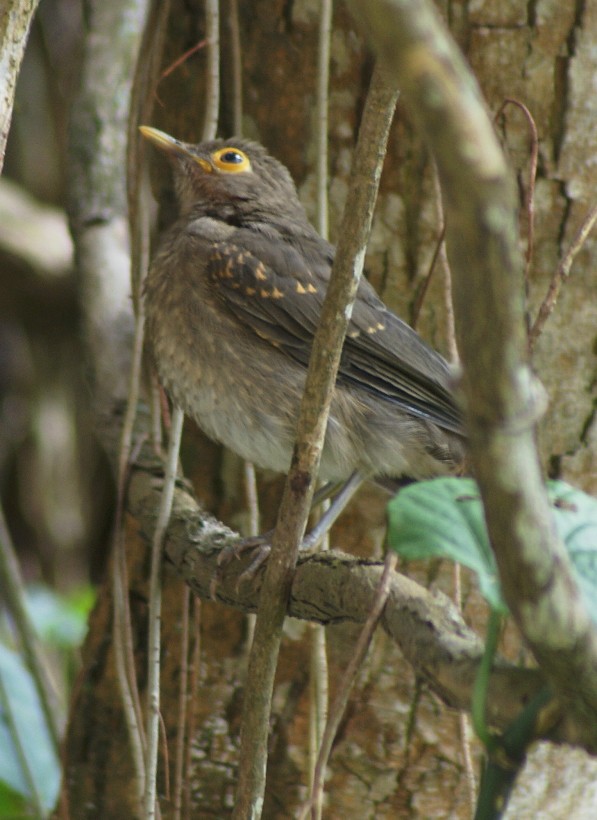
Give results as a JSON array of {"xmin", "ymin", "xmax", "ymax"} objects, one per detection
[{"xmin": 139, "ymin": 126, "xmax": 212, "ymax": 172}]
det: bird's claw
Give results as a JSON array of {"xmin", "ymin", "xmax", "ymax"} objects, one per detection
[{"xmin": 211, "ymin": 534, "xmax": 273, "ymax": 598}]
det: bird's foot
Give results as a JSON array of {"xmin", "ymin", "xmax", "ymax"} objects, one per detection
[
  {"xmin": 211, "ymin": 532, "xmax": 273, "ymax": 596},
  {"xmin": 211, "ymin": 472, "xmax": 366, "ymax": 597}
]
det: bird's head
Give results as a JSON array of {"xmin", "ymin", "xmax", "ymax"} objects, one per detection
[{"xmin": 140, "ymin": 126, "xmax": 307, "ymax": 227}]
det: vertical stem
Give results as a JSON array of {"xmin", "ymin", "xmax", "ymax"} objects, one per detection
[
  {"xmin": 141, "ymin": 2, "xmax": 220, "ymax": 813},
  {"xmin": 471, "ymin": 609, "xmax": 501, "ymax": 750},
  {"xmin": 112, "ymin": 535, "xmax": 146, "ymax": 805},
  {"xmin": 111, "ymin": 1, "xmax": 171, "ymax": 804},
  {"xmin": 172, "ymin": 587, "xmax": 191, "ymax": 820},
  {"xmin": 303, "ymin": 554, "xmax": 397, "ymax": 819},
  {"xmin": 244, "ymin": 461, "xmax": 260, "ymax": 537},
  {"xmin": 203, "ymin": 0, "xmax": 220, "ymax": 141},
  {"xmin": 315, "ymin": 0, "xmax": 333, "ymax": 239},
  {"xmin": 530, "ymin": 203, "xmax": 597, "ymax": 347},
  {"xmin": 184, "ymin": 600, "xmax": 202, "ymax": 817},
  {"xmin": 431, "ymin": 162, "xmax": 459, "ymax": 364},
  {"xmin": 228, "ymin": 0, "xmax": 243, "ymax": 135},
  {"xmin": 144, "ymin": 405, "xmax": 185, "ymax": 818},
  {"xmin": 233, "ymin": 63, "xmax": 397, "ymax": 820},
  {"xmin": 309, "ymin": 3, "xmax": 333, "ymax": 812},
  {"xmin": 308, "ymin": 623, "xmax": 328, "ymax": 819}
]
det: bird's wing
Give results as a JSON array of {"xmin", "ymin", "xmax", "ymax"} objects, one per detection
[
  {"xmin": 341, "ymin": 286, "xmax": 462, "ymax": 432},
  {"xmin": 207, "ymin": 231, "xmax": 462, "ymax": 433}
]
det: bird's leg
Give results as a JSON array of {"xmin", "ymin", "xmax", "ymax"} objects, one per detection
[
  {"xmin": 302, "ymin": 471, "xmax": 364, "ymax": 549},
  {"xmin": 214, "ymin": 471, "xmax": 365, "ymax": 591},
  {"xmin": 311, "ymin": 480, "xmax": 344, "ymax": 508}
]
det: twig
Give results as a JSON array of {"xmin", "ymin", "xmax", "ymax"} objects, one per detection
[
  {"xmin": 108, "ymin": 168, "xmax": 150, "ymax": 800},
  {"xmin": 459, "ymin": 711, "xmax": 477, "ymax": 818},
  {"xmin": 243, "ymin": 461, "xmax": 259, "ymax": 648},
  {"xmin": 184, "ymin": 599, "xmax": 202, "ymax": 818},
  {"xmin": 159, "ymin": 710, "xmax": 171, "ymax": 800},
  {"xmin": 431, "ymin": 157, "xmax": 474, "ymax": 807},
  {"xmin": 403, "ymin": 676, "xmax": 423, "ymax": 755},
  {"xmin": 495, "ymin": 98, "xmax": 538, "ymax": 281},
  {"xmin": 410, "ymin": 225, "xmax": 444, "ymax": 330},
  {"xmin": 300, "ymin": 553, "xmax": 397, "ymax": 818},
  {"xmin": 529, "ymin": 203, "xmax": 597, "ymax": 348},
  {"xmin": 232, "ymin": 62, "xmax": 398, "ymax": 820},
  {"xmin": 308, "ymin": 495, "xmax": 330, "ymax": 810},
  {"xmin": 308, "ymin": 7, "xmax": 333, "ymax": 812},
  {"xmin": 173, "ymin": 587, "xmax": 191, "ymax": 820},
  {"xmin": 127, "ymin": 0, "xmax": 171, "ymax": 300},
  {"xmin": 308, "ymin": 622, "xmax": 328, "ymax": 819},
  {"xmin": 431, "ymin": 161, "xmax": 459, "ymax": 363},
  {"xmin": 143, "ymin": 4, "xmax": 219, "ymax": 811},
  {"xmin": 112, "ymin": 526, "xmax": 146, "ymax": 806},
  {"xmin": 230, "ymin": 7, "xmax": 256, "ymax": 595},
  {"xmin": 315, "ymin": 0, "xmax": 333, "ymax": 239},
  {"xmin": 0, "ymin": 505, "xmax": 61, "ymax": 755},
  {"xmin": 109, "ymin": 0, "xmax": 173, "ymax": 804},
  {"xmin": 495, "ymin": 98, "xmax": 538, "ymax": 340},
  {"xmin": 112, "ymin": 607, "xmax": 145, "ymax": 790},
  {"xmin": 144, "ymin": 405, "xmax": 185, "ymax": 818},
  {"xmin": 109, "ymin": 162, "xmax": 153, "ymax": 805},
  {"xmin": 228, "ymin": 0, "xmax": 243, "ymax": 135},
  {"xmin": 451, "ymin": 554, "xmax": 477, "ymax": 814},
  {"xmin": 203, "ymin": 0, "xmax": 220, "ymax": 141},
  {"xmin": 161, "ymin": 39, "xmax": 207, "ymax": 80},
  {"xmin": 244, "ymin": 461, "xmax": 260, "ymax": 537}
]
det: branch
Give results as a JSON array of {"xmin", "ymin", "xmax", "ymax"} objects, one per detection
[
  {"xmin": 0, "ymin": 178, "xmax": 72, "ymax": 277},
  {"xmin": 202, "ymin": 0, "xmax": 220, "ymax": 141},
  {"xmin": 529, "ymin": 203, "xmax": 597, "ymax": 347},
  {"xmin": 67, "ymin": 2, "xmax": 152, "ymax": 808},
  {"xmin": 348, "ymin": 0, "xmax": 597, "ymax": 731},
  {"xmin": 67, "ymin": 0, "xmax": 149, "ymax": 430},
  {"xmin": 0, "ymin": 0, "xmax": 40, "ymax": 172},
  {"xmin": 233, "ymin": 64, "xmax": 398, "ymax": 818},
  {"xmin": 126, "ymin": 459, "xmax": 597, "ymax": 752}
]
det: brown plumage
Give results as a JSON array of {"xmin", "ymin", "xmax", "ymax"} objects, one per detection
[{"xmin": 141, "ymin": 126, "xmax": 464, "ymax": 495}]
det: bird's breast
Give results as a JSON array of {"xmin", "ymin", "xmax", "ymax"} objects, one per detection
[{"xmin": 144, "ymin": 245, "xmax": 304, "ymax": 471}]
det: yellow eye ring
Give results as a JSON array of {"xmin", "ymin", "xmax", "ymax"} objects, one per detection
[{"xmin": 211, "ymin": 147, "xmax": 251, "ymax": 173}]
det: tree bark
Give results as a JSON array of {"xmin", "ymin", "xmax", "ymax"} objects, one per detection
[{"xmin": 0, "ymin": 0, "xmax": 40, "ymax": 170}]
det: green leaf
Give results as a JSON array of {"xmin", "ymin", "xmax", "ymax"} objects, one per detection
[
  {"xmin": 387, "ymin": 477, "xmax": 597, "ymax": 622},
  {"xmin": 0, "ymin": 645, "xmax": 60, "ymax": 813},
  {"xmin": 24, "ymin": 585, "xmax": 93, "ymax": 649},
  {"xmin": 547, "ymin": 481, "xmax": 597, "ymax": 624},
  {"xmin": 0, "ymin": 781, "xmax": 30, "ymax": 818},
  {"xmin": 387, "ymin": 477, "xmax": 506, "ymax": 612}
]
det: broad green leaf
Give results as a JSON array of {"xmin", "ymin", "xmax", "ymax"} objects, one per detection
[
  {"xmin": 387, "ymin": 478, "xmax": 597, "ymax": 620},
  {"xmin": 0, "ymin": 646, "xmax": 60, "ymax": 813},
  {"xmin": 387, "ymin": 477, "xmax": 506, "ymax": 612}
]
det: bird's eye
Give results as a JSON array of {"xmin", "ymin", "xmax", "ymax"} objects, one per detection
[{"xmin": 212, "ymin": 147, "xmax": 251, "ymax": 173}]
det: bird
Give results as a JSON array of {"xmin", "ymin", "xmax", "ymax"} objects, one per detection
[{"xmin": 140, "ymin": 125, "xmax": 465, "ymax": 557}]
